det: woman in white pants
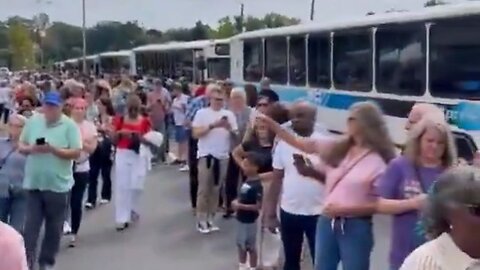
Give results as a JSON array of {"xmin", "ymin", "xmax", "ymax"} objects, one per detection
[{"xmin": 112, "ymin": 94, "xmax": 151, "ymax": 231}]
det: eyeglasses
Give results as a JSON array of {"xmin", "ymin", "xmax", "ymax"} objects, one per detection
[
  {"xmin": 212, "ymin": 97, "xmax": 224, "ymax": 102},
  {"xmin": 257, "ymin": 102, "xmax": 269, "ymax": 108}
]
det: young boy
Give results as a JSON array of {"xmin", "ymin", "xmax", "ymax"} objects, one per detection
[{"xmin": 233, "ymin": 151, "xmax": 264, "ymax": 270}]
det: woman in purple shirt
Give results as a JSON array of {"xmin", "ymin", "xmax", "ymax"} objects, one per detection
[{"xmin": 375, "ymin": 117, "xmax": 457, "ymax": 270}]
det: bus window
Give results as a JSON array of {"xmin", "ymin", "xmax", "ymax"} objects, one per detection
[
  {"xmin": 243, "ymin": 39, "xmax": 263, "ymax": 82},
  {"xmin": 289, "ymin": 35, "xmax": 306, "ymax": 86},
  {"xmin": 376, "ymin": 24, "xmax": 426, "ymax": 96},
  {"xmin": 430, "ymin": 18, "xmax": 480, "ymax": 99},
  {"xmin": 265, "ymin": 37, "xmax": 288, "ymax": 84},
  {"xmin": 333, "ymin": 30, "xmax": 372, "ymax": 92},
  {"xmin": 308, "ymin": 34, "xmax": 331, "ymax": 88},
  {"xmin": 207, "ymin": 58, "xmax": 230, "ymax": 80}
]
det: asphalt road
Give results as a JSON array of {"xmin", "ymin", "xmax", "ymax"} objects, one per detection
[{"xmin": 55, "ymin": 164, "xmax": 392, "ymax": 270}]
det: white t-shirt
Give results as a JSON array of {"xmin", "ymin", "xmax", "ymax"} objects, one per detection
[
  {"xmin": 192, "ymin": 107, "xmax": 238, "ymax": 159},
  {"xmin": 172, "ymin": 94, "xmax": 189, "ymax": 126},
  {"xmin": 272, "ymin": 131, "xmax": 328, "ymax": 216},
  {"xmin": 0, "ymin": 87, "xmax": 10, "ymax": 104}
]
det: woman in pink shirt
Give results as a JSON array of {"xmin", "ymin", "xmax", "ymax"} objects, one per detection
[
  {"xmin": 0, "ymin": 221, "xmax": 28, "ymax": 270},
  {"xmin": 259, "ymin": 101, "xmax": 396, "ymax": 270}
]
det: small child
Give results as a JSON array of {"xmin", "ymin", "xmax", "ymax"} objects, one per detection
[{"xmin": 233, "ymin": 151, "xmax": 264, "ymax": 270}]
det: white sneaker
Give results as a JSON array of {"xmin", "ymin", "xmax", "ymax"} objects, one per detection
[
  {"xmin": 63, "ymin": 222, "xmax": 72, "ymax": 235},
  {"xmin": 99, "ymin": 199, "xmax": 110, "ymax": 205},
  {"xmin": 85, "ymin": 202, "xmax": 94, "ymax": 209},
  {"xmin": 179, "ymin": 164, "xmax": 189, "ymax": 172},
  {"xmin": 196, "ymin": 222, "xmax": 210, "ymax": 234},
  {"xmin": 207, "ymin": 221, "xmax": 220, "ymax": 232},
  {"xmin": 238, "ymin": 263, "xmax": 248, "ymax": 270}
]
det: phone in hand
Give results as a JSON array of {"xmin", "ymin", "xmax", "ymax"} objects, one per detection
[
  {"xmin": 292, "ymin": 153, "xmax": 305, "ymax": 164},
  {"xmin": 36, "ymin": 138, "xmax": 46, "ymax": 145}
]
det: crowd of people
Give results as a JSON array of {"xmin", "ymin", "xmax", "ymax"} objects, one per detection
[{"xmin": 0, "ymin": 71, "xmax": 479, "ymax": 270}]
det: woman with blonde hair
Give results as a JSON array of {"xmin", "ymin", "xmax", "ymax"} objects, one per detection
[
  {"xmin": 376, "ymin": 117, "xmax": 457, "ymax": 270},
  {"xmin": 259, "ymin": 101, "xmax": 396, "ymax": 270}
]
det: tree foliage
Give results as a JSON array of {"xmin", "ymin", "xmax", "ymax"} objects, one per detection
[
  {"xmin": 0, "ymin": 12, "xmax": 300, "ymax": 69},
  {"xmin": 8, "ymin": 23, "xmax": 35, "ymax": 69}
]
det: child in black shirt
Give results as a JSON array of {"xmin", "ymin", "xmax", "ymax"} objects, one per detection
[{"xmin": 232, "ymin": 151, "xmax": 264, "ymax": 270}]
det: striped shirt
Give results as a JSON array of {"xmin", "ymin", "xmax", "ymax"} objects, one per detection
[{"xmin": 400, "ymin": 233, "xmax": 480, "ymax": 270}]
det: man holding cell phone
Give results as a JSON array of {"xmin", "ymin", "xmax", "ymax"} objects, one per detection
[{"xmin": 18, "ymin": 91, "xmax": 82, "ymax": 270}]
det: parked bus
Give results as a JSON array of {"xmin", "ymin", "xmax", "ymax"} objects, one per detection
[
  {"xmin": 99, "ymin": 50, "xmax": 131, "ymax": 75},
  {"xmin": 230, "ymin": 2, "xmax": 480, "ymax": 161},
  {"xmin": 132, "ymin": 39, "xmax": 230, "ymax": 83}
]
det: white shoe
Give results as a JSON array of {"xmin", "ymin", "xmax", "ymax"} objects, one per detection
[
  {"xmin": 99, "ymin": 199, "xmax": 110, "ymax": 205},
  {"xmin": 179, "ymin": 164, "xmax": 189, "ymax": 172},
  {"xmin": 238, "ymin": 263, "xmax": 248, "ymax": 270},
  {"xmin": 196, "ymin": 222, "xmax": 210, "ymax": 234},
  {"xmin": 85, "ymin": 202, "xmax": 94, "ymax": 209},
  {"xmin": 63, "ymin": 222, "xmax": 72, "ymax": 235},
  {"xmin": 207, "ymin": 221, "xmax": 220, "ymax": 232}
]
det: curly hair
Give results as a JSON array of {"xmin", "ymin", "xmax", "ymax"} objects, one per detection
[
  {"xmin": 322, "ymin": 101, "xmax": 396, "ymax": 167},
  {"xmin": 422, "ymin": 166, "xmax": 480, "ymax": 238}
]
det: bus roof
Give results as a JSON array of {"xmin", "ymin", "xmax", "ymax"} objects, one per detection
[
  {"xmin": 99, "ymin": 50, "xmax": 131, "ymax": 58},
  {"xmin": 233, "ymin": 2, "xmax": 480, "ymax": 40},
  {"xmin": 133, "ymin": 38, "xmax": 230, "ymax": 52}
]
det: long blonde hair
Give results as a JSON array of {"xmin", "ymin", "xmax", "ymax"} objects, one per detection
[
  {"xmin": 404, "ymin": 116, "xmax": 457, "ymax": 167},
  {"xmin": 322, "ymin": 101, "xmax": 396, "ymax": 167}
]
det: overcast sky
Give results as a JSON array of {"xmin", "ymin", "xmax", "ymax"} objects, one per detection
[{"xmin": 0, "ymin": 0, "xmax": 467, "ymax": 29}]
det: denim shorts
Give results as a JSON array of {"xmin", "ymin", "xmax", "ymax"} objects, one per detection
[
  {"xmin": 236, "ymin": 220, "xmax": 257, "ymax": 251},
  {"xmin": 175, "ymin": 125, "xmax": 188, "ymax": 143}
]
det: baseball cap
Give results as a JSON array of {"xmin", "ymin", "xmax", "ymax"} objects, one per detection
[{"xmin": 43, "ymin": 91, "xmax": 63, "ymax": 106}]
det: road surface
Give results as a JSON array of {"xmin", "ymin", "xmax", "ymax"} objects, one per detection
[{"xmin": 55, "ymin": 164, "xmax": 392, "ymax": 270}]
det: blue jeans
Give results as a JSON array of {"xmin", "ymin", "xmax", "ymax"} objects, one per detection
[
  {"xmin": 280, "ymin": 209, "xmax": 318, "ymax": 270},
  {"xmin": 0, "ymin": 188, "xmax": 27, "ymax": 233},
  {"xmin": 314, "ymin": 215, "xmax": 373, "ymax": 270}
]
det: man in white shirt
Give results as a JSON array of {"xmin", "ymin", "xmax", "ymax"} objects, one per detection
[
  {"xmin": 192, "ymin": 84, "xmax": 239, "ymax": 234},
  {"xmin": 267, "ymin": 102, "xmax": 328, "ymax": 270}
]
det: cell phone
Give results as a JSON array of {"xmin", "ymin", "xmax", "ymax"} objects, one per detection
[
  {"xmin": 292, "ymin": 153, "xmax": 305, "ymax": 164},
  {"xmin": 36, "ymin": 138, "xmax": 46, "ymax": 145}
]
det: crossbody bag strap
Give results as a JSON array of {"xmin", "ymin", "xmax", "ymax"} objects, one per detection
[
  {"xmin": 0, "ymin": 147, "xmax": 16, "ymax": 169},
  {"xmin": 328, "ymin": 150, "xmax": 372, "ymax": 194},
  {"xmin": 412, "ymin": 163, "xmax": 428, "ymax": 193}
]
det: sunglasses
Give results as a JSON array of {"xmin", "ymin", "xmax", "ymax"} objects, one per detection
[
  {"xmin": 447, "ymin": 201, "xmax": 480, "ymax": 217},
  {"xmin": 257, "ymin": 102, "xmax": 269, "ymax": 107},
  {"xmin": 465, "ymin": 204, "xmax": 480, "ymax": 217},
  {"xmin": 212, "ymin": 97, "xmax": 224, "ymax": 102}
]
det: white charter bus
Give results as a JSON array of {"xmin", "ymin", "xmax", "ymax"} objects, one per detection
[
  {"xmin": 98, "ymin": 50, "xmax": 131, "ymax": 75},
  {"xmin": 132, "ymin": 39, "xmax": 230, "ymax": 83},
  {"xmin": 230, "ymin": 2, "xmax": 480, "ymax": 161}
]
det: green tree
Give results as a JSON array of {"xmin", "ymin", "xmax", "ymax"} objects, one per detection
[
  {"xmin": 244, "ymin": 16, "xmax": 265, "ymax": 31},
  {"xmin": 191, "ymin": 21, "xmax": 211, "ymax": 40},
  {"xmin": 8, "ymin": 23, "xmax": 35, "ymax": 69},
  {"xmin": 214, "ymin": 17, "xmax": 236, "ymax": 38}
]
